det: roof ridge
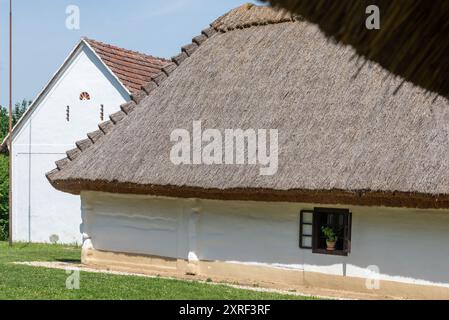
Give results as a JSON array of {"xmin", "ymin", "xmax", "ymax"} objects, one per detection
[
  {"xmin": 47, "ymin": 26, "xmax": 219, "ymax": 185},
  {"xmin": 85, "ymin": 37, "xmax": 172, "ymax": 94},
  {"xmin": 211, "ymin": 4, "xmax": 298, "ymax": 33},
  {"xmin": 84, "ymin": 38, "xmax": 170, "ymax": 63}
]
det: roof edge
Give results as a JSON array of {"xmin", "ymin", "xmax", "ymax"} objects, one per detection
[
  {"xmin": 84, "ymin": 37, "xmax": 170, "ymax": 63},
  {"xmin": 47, "ymin": 178, "xmax": 449, "ymax": 209}
]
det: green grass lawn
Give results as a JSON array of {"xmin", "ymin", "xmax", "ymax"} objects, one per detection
[{"xmin": 0, "ymin": 242, "xmax": 315, "ymax": 300}]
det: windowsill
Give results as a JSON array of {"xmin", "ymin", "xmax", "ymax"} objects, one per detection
[{"xmin": 312, "ymin": 248, "xmax": 349, "ymax": 257}]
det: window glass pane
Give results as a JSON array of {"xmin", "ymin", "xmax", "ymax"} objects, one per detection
[
  {"xmin": 313, "ymin": 208, "xmax": 351, "ymax": 255},
  {"xmin": 302, "ymin": 211, "xmax": 313, "ymax": 224},
  {"xmin": 302, "ymin": 224, "xmax": 312, "ymax": 235},
  {"xmin": 302, "ymin": 236, "xmax": 312, "ymax": 248}
]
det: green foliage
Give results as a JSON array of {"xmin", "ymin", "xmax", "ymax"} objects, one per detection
[
  {"xmin": 12, "ymin": 99, "xmax": 32, "ymax": 127},
  {"xmin": 0, "ymin": 99, "xmax": 32, "ymax": 141},
  {"xmin": 0, "ymin": 107, "xmax": 8, "ymax": 142},
  {"xmin": 0, "ymin": 156, "xmax": 8, "ymax": 240},
  {"xmin": 321, "ymin": 226, "xmax": 338, "ymax": 242},
  {"xmin": 0, "ymin": 99, "xmax": 31, "ymax": 240}
]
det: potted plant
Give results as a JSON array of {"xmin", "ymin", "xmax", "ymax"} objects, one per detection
[{"xmin": 321, "ymin": 226, "xmax": 338, "ymax": 251}]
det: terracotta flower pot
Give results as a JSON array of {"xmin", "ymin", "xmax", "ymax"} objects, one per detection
[{"xmin": 326, "ymin": 241, "xmax": 336, "ymax": 251}]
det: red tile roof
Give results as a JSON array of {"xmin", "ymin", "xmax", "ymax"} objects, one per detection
[{"xmin": 85, "ymin": 38, "xmax": 170, "ymax": 94}]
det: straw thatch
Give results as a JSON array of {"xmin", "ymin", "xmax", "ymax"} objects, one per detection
[
  {"xmin": 261, "ymin": 0, "xmax": 449, "ymax": 98},
  {"xmin": 48, "ymin": 4, "xmax": 449, "ymax": 208}
]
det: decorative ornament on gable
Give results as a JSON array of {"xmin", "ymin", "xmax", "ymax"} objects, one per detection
[{"xmin": 79, "ymin": 92, "xmax": 91, "ymax": 101}]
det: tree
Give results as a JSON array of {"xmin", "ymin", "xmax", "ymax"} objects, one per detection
[
  {"xmin": 12, "ymin": 99, "xmax": 32, "ymax": 127},
  {"xmin": 0, "ymin": 107, "xmax": 8, "ymax": 142},
  {"xmin": 0, "ymin": 155, "xmax": 8, "ymax": 240},
  {"xmin": 0, "ymin": 99, "xmax": 31, "ymax": 141},
  {"xmin": 0, "ymin": 99, "xmax": 32, "ymax": 240}
]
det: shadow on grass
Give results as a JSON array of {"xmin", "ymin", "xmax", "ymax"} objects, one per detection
[{"xmin": 55, "ymin": 259, "xmax": 81, "ymax": 264}]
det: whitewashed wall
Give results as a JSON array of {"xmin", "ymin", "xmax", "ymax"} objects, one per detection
[
  {"xmin": 12, "ymin": 45, "xmax": 129, "ymax": 244},
  {"xmin": 81, "ymin": 191, "xmax": 449, "ymax": 289}
]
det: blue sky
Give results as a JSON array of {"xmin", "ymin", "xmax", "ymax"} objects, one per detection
[{"xmin": 0, "ymin": 0, "xmax": 260, "ymax": 106}]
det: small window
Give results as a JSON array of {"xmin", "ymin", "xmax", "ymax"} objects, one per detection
[
  {"xmin": 66, "ymin": 106, "xmax": 70, "ymax": 122},
  {"xmin": 79, "ymin": 92, "xmax": 91, "ymax": 101},
  {"xmin": 300, "ymin": 208, "xmax": 352, "ymax": 256}
]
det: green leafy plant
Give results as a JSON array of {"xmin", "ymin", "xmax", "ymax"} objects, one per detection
[{"xmin": 321, "ymin": 226, "xmax": 338, "ymax": 243}]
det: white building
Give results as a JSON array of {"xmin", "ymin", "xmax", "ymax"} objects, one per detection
[{"xmin": 1, "ymin": 38, "xmax": 168, "ymax": 244}]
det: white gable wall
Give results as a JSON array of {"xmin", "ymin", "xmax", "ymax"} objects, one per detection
[{"xmin": 12, "ymin": 44, "xmax": 129, "ymax": 244}]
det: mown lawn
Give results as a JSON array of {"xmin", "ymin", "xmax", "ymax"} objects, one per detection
[{"xmin": 0, "ymin": 242, "xmax": 314, "ymax": 300}]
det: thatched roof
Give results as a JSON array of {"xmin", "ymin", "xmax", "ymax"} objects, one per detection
[
  {"xmin": 261, "ymin": 0, "xmax": 449, "ymax": 98},
  {"xmin": 48, "ymin": 4, "xmax": 449, "ymax": 209}
]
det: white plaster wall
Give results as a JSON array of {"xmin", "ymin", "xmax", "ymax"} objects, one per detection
[
  {"xmin": 81, "ymin": 191, "xmax": 449, "ymax": 289},
  {"xmin": 12, "ymin": 45, "xmax": 129, "ymax": 244}
]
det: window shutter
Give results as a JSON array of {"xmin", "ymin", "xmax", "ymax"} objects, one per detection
[
  {"xmin": 343, "ymin": 211, "xmax": 352, "ymax": 254},
  {"xmin": 299, "ymin": 210, "xmax": 314, "ymax": 249}
]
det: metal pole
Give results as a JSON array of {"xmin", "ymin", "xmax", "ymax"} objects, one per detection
[{"xmin": 8, "ymin": 0, "xmax": 13, "ymax": 246}]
